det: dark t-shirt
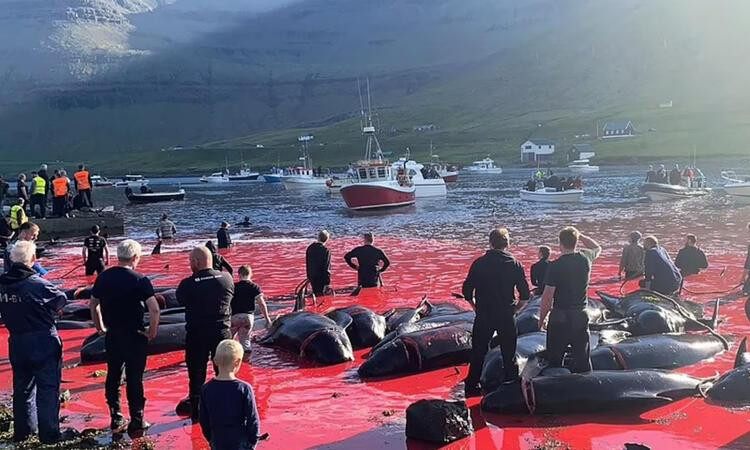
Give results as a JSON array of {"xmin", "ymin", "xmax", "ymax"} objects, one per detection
[
  {"xmin": 83, "ymin": 235, "xmax": 107, "ymax": 262},
  {"xmin": 545, "ymin": 249, "xmax": 599, "ymax": 309},
  {"xmin": 91, "ymin": 266, "xmax": 155, "ymax": 332},
  {"xmin": 675, "ymin": 246, "xmax": 708, "ymax": 276},
  {"xmin": 217, "ymin": 228, "xmax": 232, "ymax": 249},
  {"xmin": 200, "ymin": 379, "xmax": 260, "ymax": 450},
  {"xmin": 344, "ymin": 244, "xmax": 390, "ymax": 288},
  {"xmin": 177, "ymin": 269, "xmax": 234, "ymax": 333},
  {"xmin": 231, "ymin": 280, "xmax": 261, "ymax": 315},
  {"xmin": 305, "ymin": 242, "xmax": 331, "ymax": 282},
  {"xmin": 530, "ymin": 259, "xmax": 550, "ymax": 288}
]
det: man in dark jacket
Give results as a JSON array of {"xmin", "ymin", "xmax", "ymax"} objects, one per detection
[
  {"xmin": 0, "ymin": 241, "xmax": 67, "ymax": 444},
  {"xmin": 306, "ymin": 230, "xmax": 332, "ymax": 296},
  {"xmin": 643, "ymin": 235, "xmax": 682, "ymax": 296},
  {"xmin": 344, "ymin": 232, "xmax": 390, "ymax": 288},
  {"xmin": 530, "ymin": 246, "xmax": 551, "ymax": 295},
  {"xmin": 177, "ymin": 246, "xmax": 234, "ymax": 422},
  {"xmin": 675, "ymin": 234, "xmax": 709, "ymax": 277},
  {"xmin": 217, "ymin": 222, "xmax": 232, "ymax": 249},
  {"xmin": 462, "ymin": 228, "xmax": 530, "ymax": 396}
]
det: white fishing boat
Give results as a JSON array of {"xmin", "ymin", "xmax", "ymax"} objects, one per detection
[
  {"xmin": 464, "ymin": 157, "xmax": 503, "ymax": 174},
  {"xmin": 282, "ymin": 135, "xmax": 328, "ymax": 189},
  {"xmin": 640, "ymin": 182, "xmax": 710, "ymax": 202},
  {"xmin": 91, "ymin": 175, "xmax": 113, "ymax": 187},
  {"xmin": 520, "ymin": 187, "xmax": 583, "ymax": 203},
  {"xmin": 200, "ymin": 172, "xmax": 229, "ymax": 183},
  {"xmin": 114, "ymin": 175, "xmax": 149, "ymax": 188},
  {"xmin": 391, "ymin": 154, "xmax": 447, "ymax": 198},
  {"xmin": 568, "ymin": 159, "xmax": 600, "ymax": 174},
  {"xmin": 721, "ymin": 170, "xmax": 750, "ymax": 202}
]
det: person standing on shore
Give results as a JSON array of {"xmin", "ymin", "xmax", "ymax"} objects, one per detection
[
  {"xmin": 344, "ymin": 232, "xmax": 390, "ymax": 288},
  {"xmin": 16, "ymin": 174, "xmax": 29, "ymax": 214},
  {"xmin": 177, "ymin": 246, "xmax": 234, "ymax": 422},
  {"xmin": 29, "ymin": 172, "xmax": 46, "ymax": 219},
  {"xmin": 306, "ymin": 230, "xmax": 332, "ymax": 296},
  {"xmin": 461, "ymin": 228, "xmax": 530, "ymax": 397},
  {"xmin": 0, "ymin": 241, "xmax": 68, "ymax": 444},
  {"xmin": 73, "ymin": 164, "xmax": 93, "ymax": 208},
  {"xmin": 538, "ymin": 227, "xmax": 601, "ymax": 373},
  {"xmin": 51, "ymin": 171, "xmax": 70, "ymax": 218},
  {"xmin": 9, "ymin": 198, "xmax": 27, "ymax": 233}
]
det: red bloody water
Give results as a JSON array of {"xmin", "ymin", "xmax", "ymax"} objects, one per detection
[{"xmin": 1, "ymin": 236, "xmax": 749, "ymax": 449}]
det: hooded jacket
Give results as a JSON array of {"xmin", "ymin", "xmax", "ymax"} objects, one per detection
[{"xmin": 0, "ymin": 263, "xmax": 66, "ymax": 335}]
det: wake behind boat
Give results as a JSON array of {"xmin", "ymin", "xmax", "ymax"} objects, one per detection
[{"xmin": 125, "ymin": 187, "xmax": 186, "ymax": 203}]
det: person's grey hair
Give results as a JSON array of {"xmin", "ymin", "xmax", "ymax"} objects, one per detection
[
  {"xmin": 10, "ymin": 241, "xmax": 36, "ymax": 266},
  {"xmin": 117, "ymin": 239, "xmax": 142, "ymax": 262},
  {"xmin": 59, "ymin": 169, "xmax": 67, "ymax": 177},
  {"xmin": 40, "ymin": 164, "xmax": 47, "ymax": 170}
]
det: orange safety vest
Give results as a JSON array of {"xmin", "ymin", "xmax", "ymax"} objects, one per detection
[
  {"xmin": 74, "ymin": 170, "xmax": 91, "ymax": 190},
  {"xmin": 53, "ymin": 177, "xmax": 69, "ymax": 197}
]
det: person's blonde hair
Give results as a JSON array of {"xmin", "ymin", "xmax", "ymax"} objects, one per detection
[
  {"xmin": 643, "ymin": 235, "xmax": 659, "ymax": 248},
  {"xmin": 559, "ymin": 226, "xmax": 580, "ymax": 250},
  {"xmin": 214, "ymin": 339, "xmax": 244, "ymax": 372}
]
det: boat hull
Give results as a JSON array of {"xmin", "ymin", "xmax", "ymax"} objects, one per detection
[
  {"xmin": 340, "ymin": 183, "xmax": 416, "ymax": 210},
  {"xmin": 724, "ymin": 183, "xmax": 750, "ymax": 202},
  {"xmin": 262, "ymin": 174, "xmax": 283, "ymax": 183},
  {"xmin": 441, "ymin": 172, "xmax": 459, "ymax": 183},
  {"xmin": 200, "ymin": 178, "xmax": 229, "ymax": 183},
  {"xmin": 126, "ymin": 190, "xmax": 186, "ymax": 204},
  {"xmin": 114, "ymin": 181, "xmax": 149, "ymax": 188},
  {"xmin": 641, "ymin": 183, "xmax": 709, "ymax": 202},
  {"xmin": 414, "ymin": 180, "xmax": 447, "ymax": 197},
  {"xmin": 520, "ymin": 188, "xmax": 583, "ymax": 203},
  {"xmin": 283, "ymin": 177, "xmax": 328, "ymax": 190},
  {"xmin": 227, "ymin": 174, "xmax": 260, "ymax": 181},
  {"xmin": 464, "ymin": 168, "xmax": 503, "ymax": 174}
]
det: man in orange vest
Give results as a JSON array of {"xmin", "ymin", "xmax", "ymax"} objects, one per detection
[
  {"xmin": 51, "ymin": 170, "xmax": 71, "ymax": 218},
  {"xmin": 74, "ymin": 164, "xmax": 93, "ymax": 207}
]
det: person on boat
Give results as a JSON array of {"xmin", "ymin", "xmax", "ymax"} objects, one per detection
[
  {"xmin": 669, "ymin": 164, "xmax": 682, "ymax": 185},
  {"xmin": 90, "ymin": 239, "xmax": 159, "ymax": 436},
  {"xmin": 156, "ymin": 214, "xmax": 177, "ymax": 242},
  {"xmin": 306, "ymin": 230, "xmax": 332, "ymax": 297},
  {"xmin": 535, "ymin": 169, "xmax": 544, "ymax": 180},
  {"xmin": 619, "ymin": 231, "xmax": 645, "ymax": 280},
  {"xmin": 73, "ymin": 164, "xmax": 93, "ymax": 208},
  {"xmin": 176, "ymin": 246, "xmax": 234, "ymax": 422},
  {"xmin": 29, "ymin": 171, "xmax": 47, "ymax": 219},
  {"xmin": 572, "ymin": 176, "xmax": 583, "ymax": 190},
  {"xmin": 344, "ymin": 232, "xmax": 390, "ymax": 288},
  {"xmin": 656, "ymin": 165, "xmax": 668, "ymax": 184},
  {"xmin": 682, "ymin": 166, "xmax": 694, "ymax": 185},
  {"xmin": 51, "ymin": 170, "xmax": 70, "ymax": 218},
  {"xmin": 525, "ymin": 179, "xmax": 537, "ymax": 192},
  {"xmin": 642, "ymin": 235, "xmax": 682, "ymax": 296},
  {"xmin": 462, "ymin": 228, "xmax": 530, "ymax": 397},
  {"xmin": 0, "ymin": 241, "xmax": 68, "ymax": 444},
  {"xmin": 16, "ymin": 174, "xmax": 29, "ymax": 214},
  {"xmin": 139, "ymin": 185, "xmax": 154, "ymax": 194},
  {"xmin": 645, "ymin": 165, "xmax": 657, "ymax": 183},
  {"xmin": 538, "ymin": 227, "xmax": 601, "ymax": 373},
  {"xmin": 206, "ymin": 240, "xmax": 233, "ymax": 274},
  {"xmin": 546, "ymin": 173, "xmax": 560, "ymax": 191},
  {"xmin": 235, "ymin": 216, "xmax": 251, "ymax": 228},
  {"xmin": 530, "ymin": 245, "xmax": 551, "ymax": 296},
  {"xmin": 82, "ymin": 225, "xmax": 110, "ymax": 276},
  {"xmin": 217, "ymin": 222, "xmax": 232, "ymax": 249},
  {"xmin": 675, "ymin": 234, "xmax": 708, "ymax": 277}
]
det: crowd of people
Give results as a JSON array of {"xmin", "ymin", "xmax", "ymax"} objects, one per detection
[
  {"xmin": 645, "ymin": 164, "xmax": 706, "ymax": 188},
  {"xmin": 525, "ymin": 169, "xmax": 583, "ymax": 192}
]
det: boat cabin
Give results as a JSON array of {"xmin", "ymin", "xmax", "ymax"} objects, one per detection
[
  {"xmin": 355, "ymin": 163, "xmax": 395, "ymax": 181},
  {"xmin": 288, "ymin": 167, "xmax": 315, "ymax": 177}
]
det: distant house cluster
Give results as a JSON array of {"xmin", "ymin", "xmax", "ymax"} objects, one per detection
[
  {"xmin": 601, "ymin": 120, "xmax": 635, "ymax": 138},
  {"xmin": 520, "ymin": 139, "xmax": 555, "ymax": 163}
]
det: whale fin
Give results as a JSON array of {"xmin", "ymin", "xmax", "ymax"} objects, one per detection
[
  {"xmin": 735, "ymin": 337, "xmax": 749, "ymax": 368},
  {"xmin": 710, "ymin": 298, "xmax": 720, "ymax": 330},
  {"xmin": 624, "ymin": 392, "xmax": 673, "ymax": 404}
]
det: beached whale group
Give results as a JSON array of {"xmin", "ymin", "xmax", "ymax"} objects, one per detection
[{"xmin": 58, "ymin": 286, "xmax": 750, "ymax": 414}]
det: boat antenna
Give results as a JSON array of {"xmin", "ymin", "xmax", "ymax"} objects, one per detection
[{"xmin": 360, "ymin": 77, "xmax": 383, "ymax": 162}]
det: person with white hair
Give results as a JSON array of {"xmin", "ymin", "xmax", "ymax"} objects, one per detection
[
  {"xmin": 0, "ymin": 240, "xmax": 68, "ymax": 444},
  {"xmin": 90, "ymin": 239, "xmax": 160, "ymax": 437}
]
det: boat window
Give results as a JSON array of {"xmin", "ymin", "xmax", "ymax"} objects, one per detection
[
  {"xmin": 409, "ymin": 169, "xmax": 417, "ymax": 176},
  {"xmin": 369, "ymin": 168, "xmax": 378, "ymax": 178},
  {"xmin": 358, "ymin": 168, "xmax": 367, "ymax": 179},
  {"xmin": 377, "ymin": 167, "xmax": 386, "ymax": 178}
]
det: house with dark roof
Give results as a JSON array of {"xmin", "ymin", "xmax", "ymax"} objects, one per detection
[
  {"xmin": 602, "ymin": 120, "xmax": 635, "ymax": 138},
  {"xmin": 520, "ymin": 139, "xmax": 555, "ymax": 162}
]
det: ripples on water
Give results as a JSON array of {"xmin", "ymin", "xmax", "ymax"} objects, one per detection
[{"xmin": 91, "ymin": 166, "xmax": 749, "ymax": 253}]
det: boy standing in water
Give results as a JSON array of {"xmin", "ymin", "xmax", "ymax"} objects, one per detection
[
  {"xmin": 200, "ymin": 340, "xmax": 261, "ymax": 450},
  {"xmin": 231, "ymin": 265, "xmax": 273, "ymax": 352}
]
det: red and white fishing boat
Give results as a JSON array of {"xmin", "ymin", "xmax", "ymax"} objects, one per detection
[{"xmin": 339, "ymin": 80, "xmax": 416, "ymax": 210}]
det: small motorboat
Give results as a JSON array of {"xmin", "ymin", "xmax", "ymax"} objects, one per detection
[
  {"xmin": 282, "ymin": 135, "xmax": 328, "ymax": 190},
  {"xmin": 520, "ymin": 187, "xmax": 583, "ymax": 203},
  {"xmin": 91, "ymin": 175, "xmax": 113, "ymax": 187},
  {"xmin": 200, "ymin": 172, "xmax": 229, "ymax": 183},
  {"xmin": 640, "ymin": 182, "xmax": 710, "ymax": 202},
  {"xmin": 114, "ymin": 175, "xmax": 149, "ymax": 188},
  {"xmin": 125, "ymin": 188, "xmax": 186, "ymax": 203},
  {"xmin": 227, "ymin": 165, "xmax": 260, "ymax": 181},
  {"xmin": 262, "ymin": 168, "xmax": 284, "ymax": 183},
  {"xmin": 429, "ymin": 149, "xmax": 458, "ymax": 182},
  {"xmin": 721, "ymin": 170, "xmax": 750, "ymax": 202},
  {"xmin": 464, "ymin": 157, "xmax": 503, "ymax": 174},
  {"xmin": 568, "ymin": 159, "xmax": 600, "ymax": 174}
]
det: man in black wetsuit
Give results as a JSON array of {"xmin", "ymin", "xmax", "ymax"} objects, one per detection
[
  {"xmin": 675, "ymin": 234, "xmax": 708, "ymax": 277},
  {"xmin": 462, "ymin": 228, "xmax": 530, "ymax": 397},
  {"xmin": 538, "ymin": 227, "xmax": 601, "ymax": 373},
  {"xmin": 306, "ymin": 230, "xmax": 332, "ymax": 296},
  {"xmin": 177, "ymin": 246, "xmax": 234, "ymax": 422},
  {"xmin": 82, "ymin": 225, "xmax": 109, "ymax": 276},
  {"xmin": 530, "ymin": 245, "xmax": 551, "ymax": 296},
  {"xmin": 344, "ymin": 232, "xmax": 390, "ymax": 288},
  {"xmin": 217, "ymin": 222, "xmax": 232, "ymax": 249}
]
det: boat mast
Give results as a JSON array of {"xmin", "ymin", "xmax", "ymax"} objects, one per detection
[
  {"xmin": 359, "ymin": 78, "xmax": 383, "ymax": 162},
  {"xmin": 298, "ymin": 134, "xmax": 314, "ymax": 171}
]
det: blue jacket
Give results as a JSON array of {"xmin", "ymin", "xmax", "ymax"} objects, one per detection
[
  {"xmin": 644, "ymin": 247, "xmax": 682, "ymax": 295},
  {"xmin": 0, "ymin": 263, "xmax": 66, "ymax": 336}
]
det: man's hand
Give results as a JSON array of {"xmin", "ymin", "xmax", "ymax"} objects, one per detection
[
  {"xmin": 141, "ymin": 326, "xmax": 158, "ymax": 341},
  {"xmin": 97, "ymin": 327, "xmax": 107, "ymax": 336},
  {"xmin": 538, "ymin": 315, "xmax": 547, "ymax": 331}
]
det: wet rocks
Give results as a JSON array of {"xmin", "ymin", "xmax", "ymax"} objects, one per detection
[{"xmin": 405, "ymin": 399, "xmax": 473, "ymax": 444}]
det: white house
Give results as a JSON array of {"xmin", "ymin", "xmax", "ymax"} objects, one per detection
[
  {"xmin": 602, "ymin": 120, "xmax": 635, "ymax": 138},
  {"xmin": 520, "ymin": 139, "xmax": 555, "ymax": 163}
]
